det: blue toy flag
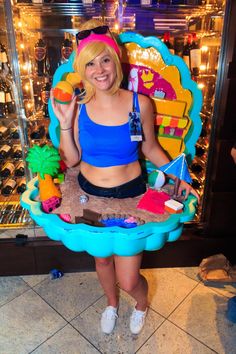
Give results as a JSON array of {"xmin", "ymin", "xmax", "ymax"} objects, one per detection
[{"xmin": 159, "ymin": 153, "xmax": 192, "ymax": 184}]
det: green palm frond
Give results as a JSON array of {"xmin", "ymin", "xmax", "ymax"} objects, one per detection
[{"xmin": 26, "ymin": 145, "xmax": 61, "ymax": 179}]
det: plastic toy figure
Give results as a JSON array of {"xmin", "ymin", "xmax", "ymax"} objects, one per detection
[
  {"xmin": 26, "ymin": 145, "xmax": 62, "ymax": 212},
  {"xmin": 158, "ymin": 153, "xmax": 192, "ymax": 200},
  {"xmin": 42, "ymin": 196, "xmax": 61, "ymax": 213}
]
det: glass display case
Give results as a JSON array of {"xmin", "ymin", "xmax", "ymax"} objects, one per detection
[
  {"xmin": 0, "ymin": 0, "xmax": 32, "ymax": 231},
  {"xmin": 1, "ymin": 0, "xmax": 235, "ymax": 274},
  {"xmin": 1, "ymin": 0, "xmax": 226, "ymax": 229}
]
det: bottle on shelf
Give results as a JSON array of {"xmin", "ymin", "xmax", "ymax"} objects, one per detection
[
  {"xmin": 10, "ymin": 127, "xmax": 20, "ymax": 139},
  {"xmin": 1, "ymin": 178, "xmax": 16, "ymax": 196},
  {"xmin": 0, "ymin": 144, "xmax": 12, "ymax": 159},
  {"xmin": 190, "ymin": 158, "xmax": 205, "ymax": 174},
  {"xmin": 190, "ymin": 172, "xmax": 205, "ymax": 191},
  {"xmin": 182, "ymin": 34, "xmax": 192, "ymax": 69},
  {"xmin": 45, "ymin": 125, "xmax": 50, "ymax": 140},
  {"xmin": 195, "ymin": 143, "xmax": 207, "ymax": 158},
  {"xmin": 0, "ymin": 42, "xmax": 12, "ymax": 77},
  {"xmin": 34, "ymin": 37, "xmax": 47, "ymax": 77},
  {"xmin": 59, "ymin": 36, "xmax": 73, "ymax": 66},
  {"xmin": 4, "ymin": 82, "xmax": 15, "ymax": 115},
  {"xmin": 0, "ymin": 162, "xmax": 15, "ymax": 178},
  {"xmin": 0, "ymin": 125, "xmax": 8, "ymax": 139},
  {"xmin": 15, "ymin": 161, "xmax": 25, "ymax": 177},
  {"xmin": 16, "ymin": 178, "xmax": 26, "ymax": 194},
  {"xmin": 41, "ymin": 77, "xmax": 51, "ymax": 118},
  {"xmin": 174, "ymin": 36, "xmax": 184, "ymax": 57},
  {"xmin": 190, "ymin": 33, "xmax": 201, "ymax": 76},
  {"xmin": 163, "ymin": 32, "xmax": 175, "ymax": 55},
  {"xmin": 12, "ymin": 145, "xmax": 22, "ymax": 159},
  {"xmin": 30, "ymin": 125, "xmax": 45, "ymax": 140},
  {"xmin": 199, "ymin": 126, "xmax": 208, "ymax": 138},
  {"xmin": 0, "ymin": 79, "xmax": 6, "ymax": 119}
]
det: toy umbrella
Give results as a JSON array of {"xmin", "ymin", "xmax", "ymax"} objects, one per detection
[{"xmin": 158, "ymin": 153, "xmax": 192, "ymax": 198}]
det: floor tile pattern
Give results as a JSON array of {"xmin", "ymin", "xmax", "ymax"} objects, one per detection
[{"xmin": 0, "ymin": 267, "xmax": 235, "ymax": 354}]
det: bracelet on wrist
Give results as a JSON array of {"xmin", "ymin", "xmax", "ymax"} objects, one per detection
[{"xmin": 61, "ymin": 127, "xmax": 72, "ymax": 131}]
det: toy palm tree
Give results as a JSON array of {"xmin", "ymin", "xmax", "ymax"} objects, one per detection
[{"xmin": 26, "ymin": 145, "xmax": 62, "ymax": 202}]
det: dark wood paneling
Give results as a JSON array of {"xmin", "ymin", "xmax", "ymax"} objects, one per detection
[
  {"xmin": 204, "ymin": 192, "xmax": 236, "ymax": 237},
  {"xmin": 212, "ymin": 140, "xmax": 236, "ymax": 191},
  {"xmin": 1, "ymin": 232, "xmax": 236, "ymax": 276},
  {"xmin": 222, "ymin": 80, "xmax": 236, "ymax": 138},
  {"xmin": 0, "ymin": 240, "xmax": 36, "ymax": 276},
  {"xmin": 34, "ymin": 241, "xmax": 95, "ymax": 274}
]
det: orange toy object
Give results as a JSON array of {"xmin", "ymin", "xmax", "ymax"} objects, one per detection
[
  {"xmin": 61, "ymin": 72, "xmax": 82, "ymax": 90},
  {"xmin": 164, "ymin": 199, "xmax": 184, "ymax": 214},
  {"xmin": 26, "ymin": 145, "xmax": 62, "ymax": 202},
  {"xmin": 54, "ymin": 81, "xmax": 74, "ymax": 104},
  {"xmin": 38, "ymin": 174, "xmax": 62, "ymax": 202}
]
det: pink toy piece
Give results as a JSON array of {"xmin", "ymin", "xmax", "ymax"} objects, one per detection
[
  {"xmin": 124, "ymin": 64, "xmax": 177, "ymax": 100},
  {"xmin": 137, "ymin": 189, "xmax": 170, "ymax": 214},
  {"xmin": 59, "ymin": 213, "xmax": 72, "ymax": 222},
  {"xmin": 124, "ymin": 216, "xmax": 137, "ymax": 223},
  {"xmin": 42, "ymin": 196, "xmax": 61, "ymax": 213}
]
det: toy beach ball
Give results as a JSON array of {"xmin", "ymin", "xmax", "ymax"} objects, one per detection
[
  {"xmin": 54, "ymin": 81, "xmax": 73, "ymax": 104},
  {"xmin": 61, "ymin": 72, "xmax": 83, "ymax": 89},
  {"xmin": 148, "ymin": 170, "xmax": 166, "ymax": 189}
]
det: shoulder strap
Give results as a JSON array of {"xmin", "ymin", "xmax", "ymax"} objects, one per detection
[
  {"xmin": 78, "ymin": 103, "xmax": 83, "ymax": 120},
  {"xmin": 132, "ymin": 92, "xmax": 140, "ymax": 113}
]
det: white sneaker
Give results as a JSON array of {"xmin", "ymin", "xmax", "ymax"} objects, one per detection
[
  {"xmin": 130, "ymin": 308, "xmax": 147, "ymax": 335},
  {"xmin": 101, "ymin": 306, "xmax": 118, "ymax": 334}
]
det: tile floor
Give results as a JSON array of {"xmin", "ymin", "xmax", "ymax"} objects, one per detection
[{"xmin": 0, "ymin": 267, "xmax": 236, "ymax": 354}]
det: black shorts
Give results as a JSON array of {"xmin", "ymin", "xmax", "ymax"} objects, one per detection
[{"xmin": 78, "ymin": 172, "xmax": 146, "ymax": 199}]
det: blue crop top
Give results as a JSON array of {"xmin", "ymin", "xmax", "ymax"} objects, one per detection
[{"xmin": 79, "ymin": 92, "xmax": 140, "ymax": 168}]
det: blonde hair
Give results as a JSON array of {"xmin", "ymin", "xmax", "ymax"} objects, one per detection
[{"xmin": 73, "ymin": 20, "xmax": 123, "ymax": 103}]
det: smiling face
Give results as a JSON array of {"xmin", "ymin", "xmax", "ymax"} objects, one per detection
[
  {"xmin": 73, "ymin": 40, "xmax": 123, "ymax": 103},
  {"xmin": 84, "ymin": 50, "xmax": 117, "ymax": 93}
]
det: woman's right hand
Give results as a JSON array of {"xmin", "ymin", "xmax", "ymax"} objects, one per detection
[{"xmin": 50, "ymin": 89, "xmax": 78, "ymax": 129}]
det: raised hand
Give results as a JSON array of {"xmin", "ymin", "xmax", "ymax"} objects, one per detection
[{"xmin": 50, "ymin": 89, "xmax": 78, "ymax": 129}]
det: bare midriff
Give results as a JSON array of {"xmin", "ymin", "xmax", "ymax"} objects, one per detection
[{"xmin": 80, "ymin": 160, "xmax": 142, "ymax": 187}]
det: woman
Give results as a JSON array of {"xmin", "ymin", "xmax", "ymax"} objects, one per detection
[{"xmin": 51, "ymin": 19, "xmax": 199, "ymax": 335}]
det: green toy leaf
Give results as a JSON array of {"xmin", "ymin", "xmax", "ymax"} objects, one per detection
[{"xmin": 26, "ymin": 145, "xmax": 61, "ymax": 178}]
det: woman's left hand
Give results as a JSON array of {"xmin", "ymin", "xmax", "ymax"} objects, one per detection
[{"xmin": 178, "ymin": 180, "xmax": 200, "ymax": 203}]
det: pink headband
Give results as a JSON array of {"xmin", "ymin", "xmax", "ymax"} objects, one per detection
[{"xmin": 77, "ymin": 34, "xmax": 121, "ymax": 58}]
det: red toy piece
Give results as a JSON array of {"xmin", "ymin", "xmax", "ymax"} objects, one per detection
[{"xmin": 59, "ymin": 160, "xmax": 68, "ymax": 172}]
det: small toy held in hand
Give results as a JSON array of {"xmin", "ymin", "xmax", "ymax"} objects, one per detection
[
  {"xmin": 148, "ymin": 169, "xmax": 166, "ymax": 189},
  {"xmin": 54, "ymin": 72, "xmax": 82, "ymax": 104},
  {"xmin": 54, "ymin": 81, "xmax": 74, "ymax": 104},
  {"xmin": 61, "ymin": 72, "xmax": 83, "ymax": 89}
]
